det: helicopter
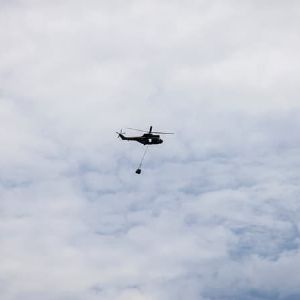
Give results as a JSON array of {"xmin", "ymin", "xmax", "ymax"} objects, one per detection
[
  {"xmin": 116, "ymin": 126, "xmax": 174, "ymax": 145},
  {"xmin": 116, "ymin": 126, "xmax": 174, "ymax": 174}
]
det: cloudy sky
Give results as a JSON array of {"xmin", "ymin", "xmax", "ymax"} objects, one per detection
[{"xmin": 1, "ymin": 1, "xmax": 300, "ymax": 299}]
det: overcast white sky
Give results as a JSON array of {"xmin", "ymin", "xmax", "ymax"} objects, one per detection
[{"xmin": 1, "ymin": 1, "xmax": 300, "ymax": 299}]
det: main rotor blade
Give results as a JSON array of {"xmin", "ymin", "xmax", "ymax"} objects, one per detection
[
  {"xmin": 127, "ymin": 127, "xmax": 148, "ymax": 133},
  {"xmin": 127, "ymin": 128, "xmax": 174, "ymax": 134},
  {"xmin": 151, "ymin": 131, "xmax": 174, "ymax": 134}
]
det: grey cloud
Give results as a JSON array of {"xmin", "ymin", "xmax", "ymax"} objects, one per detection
[{"xmin": 1, "ymin": 1, "xmax": 300, "ymax": 300}]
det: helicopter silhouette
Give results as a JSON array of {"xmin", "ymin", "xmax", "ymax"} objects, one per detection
[
  {"xmin": 116, "ymin": 126, "xmax": 174, "ymax": 174},
  {"xmin": 116, "ymin": 126, "xmax": 173, "ymax": 145}
]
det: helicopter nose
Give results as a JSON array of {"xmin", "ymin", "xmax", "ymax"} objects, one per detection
[{"xmin": 159, "ymin": 139, "xmax": 163, "ymax": 144}]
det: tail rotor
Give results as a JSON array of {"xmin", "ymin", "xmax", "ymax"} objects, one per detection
[{"xmin": 116, "ymin": 129, "xmax": 125, "ymax": 138}]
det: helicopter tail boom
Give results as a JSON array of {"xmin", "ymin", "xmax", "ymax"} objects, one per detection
[{"xmin": 117, "ymin": 133, "xmax": 136, "ymax": 141}]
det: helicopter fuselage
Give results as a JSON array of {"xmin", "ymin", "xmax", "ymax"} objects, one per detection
[{"xmin": 119, "ymin": 133, "xmax": 163, "ymax": 145}]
